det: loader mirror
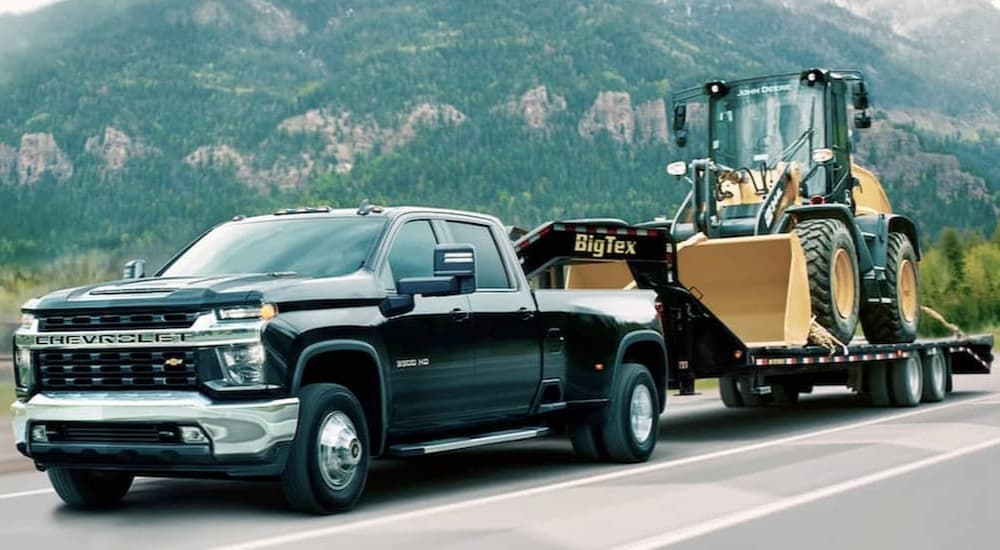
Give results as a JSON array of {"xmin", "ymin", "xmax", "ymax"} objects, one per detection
[
  {"xmin": 854, "ymin": 110, "xmax": 872, "ymax": 129},
  {"xmin": 852, "ymin": 82, "xmax": 869, "ymax": 110},
  {"xmin": 672, "ymin": 104, "xmax": 688, "ymax": 148}
]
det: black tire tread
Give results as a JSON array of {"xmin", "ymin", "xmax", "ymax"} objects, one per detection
[
  {"xmin": 598, "ymin": 363, "xmax": 658, "ymax": 463},
  {"xmin": 792, "ymin": 219, "xmax": 859, "ymax": 343},
  {"xmin": 860, "ymin": 232, "xmax": 919, "ymax": 344},
  {"xmin": 47, "ymin": 468, "xmax": 133, "ymax": 509}
]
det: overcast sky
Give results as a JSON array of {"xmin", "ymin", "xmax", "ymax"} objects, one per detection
[{"xmin": 0, "ymin": 0, "xmax": 63, "ymax": 15}]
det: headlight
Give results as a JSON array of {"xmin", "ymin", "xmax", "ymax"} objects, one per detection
[
  {"xmin": 19, "ymin": 312, "xmax": 36, "ymax": 331},
  {"xmin": 216, "ymin": 343, "xmax": 266, "ymax": 385},
  {"xmin": 215, "ymin": 303, "xmax": 277, "ymax": 321},
  {"xmin": 13, "ymin": 346, "xmax": 33, "ymax": 389}
]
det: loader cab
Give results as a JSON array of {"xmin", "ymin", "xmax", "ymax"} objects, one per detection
[{"xmin": 670, "ymin": 69, "xmax": 871, "ymax": 239}]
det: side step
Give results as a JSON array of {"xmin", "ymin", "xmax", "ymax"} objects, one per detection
[{"xmin": 387, "ymin": 427, "xmax": 551, "ymax": 457}]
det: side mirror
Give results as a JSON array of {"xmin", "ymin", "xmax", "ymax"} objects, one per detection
[
  {"xmin": 396, "ymin": 244, "xmax": 476, "ymax": 297},
  {"xmin": 854, "ymin": 110, "xmax": 872, "ymax": 129},
  {"xmin": 672, "ymin": 104, "xmax": 688, "ymax": 148},
  {"xmin": 852, "ymin": 82, "xmax": 869, "ymax": 110},
  {"xmin": 122, "ymin": 259, "xmax": 146, "ymax": 279}
]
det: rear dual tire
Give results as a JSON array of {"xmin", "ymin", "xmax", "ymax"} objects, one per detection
[{"xmin": 570, "ymin": 363, "xmax": 658, "ymax": 463}]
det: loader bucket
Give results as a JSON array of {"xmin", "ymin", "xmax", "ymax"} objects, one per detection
[
  {"xmin": 677, "ymin": 233, "xmax": 811, "ymax": 347},
  {"xmin": 564, "ymin": 261, "xmax": 635, "ymax": 290}
]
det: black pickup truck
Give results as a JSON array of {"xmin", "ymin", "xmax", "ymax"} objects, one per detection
[{"xmin": 11, "ymin": 205, "xmax": 668, "ymax": 513}]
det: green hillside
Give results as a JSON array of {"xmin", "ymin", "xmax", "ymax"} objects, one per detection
[{"xmin": 0, "ymin": 0, "xmax": 997, "ymax": 272}]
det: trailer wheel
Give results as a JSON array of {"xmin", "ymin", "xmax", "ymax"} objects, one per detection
[
  {"xmin": 865, "ymin": 362, "xmax": 891, "ymax": 407},
  {"xmin": 944, "ymin": 354, "xmax": 954, "ymax": 394},
  {"xmin": 921, "ymin": 351, "xmax": 947, "ymax": 403},
  {"xmin": 281, "ymin": 383, "xmax": 370, "ymax": 514},
  {"xmin": 47, "ymin": 468, "xmax": 133, "ymax": 509},
  {"xmin": 737, "ymin": 377, "xmax": 769, "ymax": 407},
  {"xmin": 719, "ymin": 376, "xmax": 744, "ymax": 408},
  {"xmin": 771, "ymin": 383, "xmax": 800, "ymax": 405},
  {"xmin": 793, "ymin": 219, "xmax": 860, "ymax": 344},
  {"xmin": 888, "ymin": 355, "xmax": 923, "ymax": 407},
  {"xmin": 597, "ymin": 363, "xmax": 658, "ymax": 463},
  {"xmin": 860, "ymin": 233, "xmax": 919, "ymax": 344}
]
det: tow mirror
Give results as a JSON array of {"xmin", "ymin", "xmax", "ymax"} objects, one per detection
[
  {"xmin": 122, "ymin": 259, "xmax": 146, "ymax": 279},
  {"xmin": 672, "ymin": 104, "xmax": 688, "ymax": 148},
  {"xmin": 854, "ymin": 110, "xmax": 872, "ymax": 129},
  {"xmin": 852, "ymin": 81, "xmax": 869, "ymax": 110},
  {"xmin": 396, "ymin": 244, "xmax": 476, "ymax": 297}
]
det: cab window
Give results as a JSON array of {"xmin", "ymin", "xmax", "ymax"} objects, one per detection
[
  {"xmin": 386, "ymin": 220, "xmax": 437, "ymax": 285},
  {"xmin": 446, "ymin": 221, "xmax": 512, "ymax": 289}
]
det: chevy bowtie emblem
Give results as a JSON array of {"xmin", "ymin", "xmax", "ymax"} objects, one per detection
[{"xmin": 164, "ymin": 357, "xmax": 184, "ymax": 367}]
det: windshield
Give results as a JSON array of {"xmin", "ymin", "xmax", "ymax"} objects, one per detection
[
  {"xmin": 161, "ymin": 217, "xmax": 386, "ymax": 278},
  {"xmin": 710, "ymin": 76, "xmax": 825, "ymax": 171}
]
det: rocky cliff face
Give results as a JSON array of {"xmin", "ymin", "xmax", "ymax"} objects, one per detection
[
  {"xmin": 578, "ymin": 91, "xmax": 669, "ymax": 145},
  {"xmin": 0, "ymin": 132, "xmax": 73, "ymax": 186},
  {"xmin": 504, "ymin": 85, "xmax": 567, "ymax": 133},
  {"xmin": 85, "ymin": 127, "xmax": 148, "ymax": 172}
]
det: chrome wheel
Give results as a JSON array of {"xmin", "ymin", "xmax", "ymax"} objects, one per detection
[
  {"xmin": 317, "ymin": 411, "xmax": 361, "ymax": 491},
  {"xmin": 629, "ymin": 384, "xmax": 654, "ymax": 444}
]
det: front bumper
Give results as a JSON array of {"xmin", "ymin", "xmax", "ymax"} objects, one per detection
[{"xmin": 11, "ymin": 392, "xmax": 299, "ymax": 475}]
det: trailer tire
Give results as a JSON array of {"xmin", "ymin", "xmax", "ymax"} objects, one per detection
[
  {"xmin": 597, "ymin": 363, "xmax": 658, "ymax": 463},
  {"xmin": 866, "ymin": 362, "xmax": 891, "ymax": 407},
  {"xmin": 47, "ymin": 468, "xmax": 133, "ymax": 509},
  {"xmin": 888, "ymin": 355, "xmax": 923, "ymax": 407},
  {"xmin": 281, "ymin": 383, "xmax": 370, "ymax": 514},
  {"xmin": 719, "ymin": 376, "xmax": 744, "ymax": 408},
  {"xmin": 860, "ymin": 233, "xmax": 919, "ymax": 344},
  {"xmin": 771, "ymin": 383, "xmax": 800, "ymax": 405},
  {"xmin": 945, "ymin": 354, "xmax": 954, "ymax": 394},
  {"xmin": 737, "ymin": 377, "xmax": 769, "ymax": 407},
  {"xmin": 793, "ymin": 219, "xmax": 860, "ymax": 344},
  {"xmin": 921, "ymin": 351, "xmax": 947, "ymax": 403}
]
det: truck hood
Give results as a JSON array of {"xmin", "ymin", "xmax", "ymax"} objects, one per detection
[{"xmin": 27, "ymin": 271, "xmax": 386, "ymax": 312}]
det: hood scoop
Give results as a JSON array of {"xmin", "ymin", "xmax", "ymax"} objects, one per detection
[{"xmin": 89, "ymin": 287, "xmax": 177, "ymax": 296}]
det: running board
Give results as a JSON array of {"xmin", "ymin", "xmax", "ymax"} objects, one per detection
[{"xmin": 387, "ymin": 427, "xmax": 551, "ymax": 457}]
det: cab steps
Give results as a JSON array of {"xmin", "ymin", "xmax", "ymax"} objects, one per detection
[{"xmin": 387, "ymin": 426, "xmax": 551, "ymax": 457}]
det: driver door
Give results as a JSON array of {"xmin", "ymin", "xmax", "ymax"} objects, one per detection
[{"xmin": 379, "ymin": 219, "xmax": 476, "ymax": 428}]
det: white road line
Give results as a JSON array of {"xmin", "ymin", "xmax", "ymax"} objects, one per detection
[
  {"xmin": 613, "ymin": 434, "xmax": 1000, "ymax": 550},
  {"xmin": 0, "ymin": 488, "xmax": 53, "ymax": 501},
  {"xmin": 209, "ymin": 394, "xmax": 997, "ymax": 550}
]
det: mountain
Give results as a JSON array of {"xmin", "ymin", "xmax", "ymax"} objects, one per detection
[{"xmin": 0, "ymin": 0, "xmax": 997, "ymax": 269}]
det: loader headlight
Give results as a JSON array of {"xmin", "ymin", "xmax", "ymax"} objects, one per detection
[
  {"xmin": 812, "ymin": 148, "xmax": 834, "ymax": 164},
  {"xmin": 666, "ymin": 161, "xmax": 688, "ymax": 177}
]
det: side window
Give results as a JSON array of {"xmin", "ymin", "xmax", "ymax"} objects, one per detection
[
  {"xmin": 446, "ymin": 221, "xmax": 512, "ymax": 289},
  {"xmin": 387, "ymin": 220, "xmax": 437, "ymax": 284}
]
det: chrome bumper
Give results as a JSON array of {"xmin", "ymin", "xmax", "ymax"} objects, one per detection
[{"xmin": 11, "ymin": 391, "xmax": 299, "ymax": 457}]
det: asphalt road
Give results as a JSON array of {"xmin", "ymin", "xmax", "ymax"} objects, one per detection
[{"xmin": 2, "ymin": 370, "xmax": 999, "ymax": 550}]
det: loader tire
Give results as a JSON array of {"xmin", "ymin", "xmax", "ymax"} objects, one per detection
[
  {"xmin": 793, "ymin": 219, "xmax": 860, "ymax": 344},
  {"xmin": 860, "ymin": 232, "xmax": 919, "ymax": 344}
]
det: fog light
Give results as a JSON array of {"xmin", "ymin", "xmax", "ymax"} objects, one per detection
[
  {"xmin": 179, "ymin": 426, "xmax": 209, "ymax": 444},
  {"xmin": 31, "ymin": 425, "xmax": 48, "ymax": 443}
]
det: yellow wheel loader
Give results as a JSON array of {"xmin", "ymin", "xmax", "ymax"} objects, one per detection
[{"xmin": 658, "ymin": 68, "xmax": 921, "ymax": 347}]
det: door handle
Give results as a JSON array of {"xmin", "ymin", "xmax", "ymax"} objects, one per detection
[
  {"xmin": 450, "ymin": 308, "xmax": 470, "ymax": 322},
  {"xmin": 518, "ymin": 307, "xmax": 535, "ymax": 320}
]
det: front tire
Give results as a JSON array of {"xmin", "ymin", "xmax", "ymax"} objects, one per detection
[
  {"xmin": 47, "ymin": 468, "xmax": 133, "ymax": 509},
  {"xmin": 861, "ymin": 232, "xmax": 919, "ymax": 343},
  {"xmin": 793, "ymin": 219, "xmax": 860, "ymax": 344},
  {"xmin": 597, "ymin": 363, "xmax": 659, "ymax": 463},
  {"xmin": 281, "ymin": 383, "xmax": 370, "ymax": 514}
]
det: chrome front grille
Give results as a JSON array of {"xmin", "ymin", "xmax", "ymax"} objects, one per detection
[
  {"xmin": 38, "ymin": 311, "xmax": 200, "ymax": 332},
  {"xmin": 37, "ymin": 349, "xmax": 198, "ymax": 390}
]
